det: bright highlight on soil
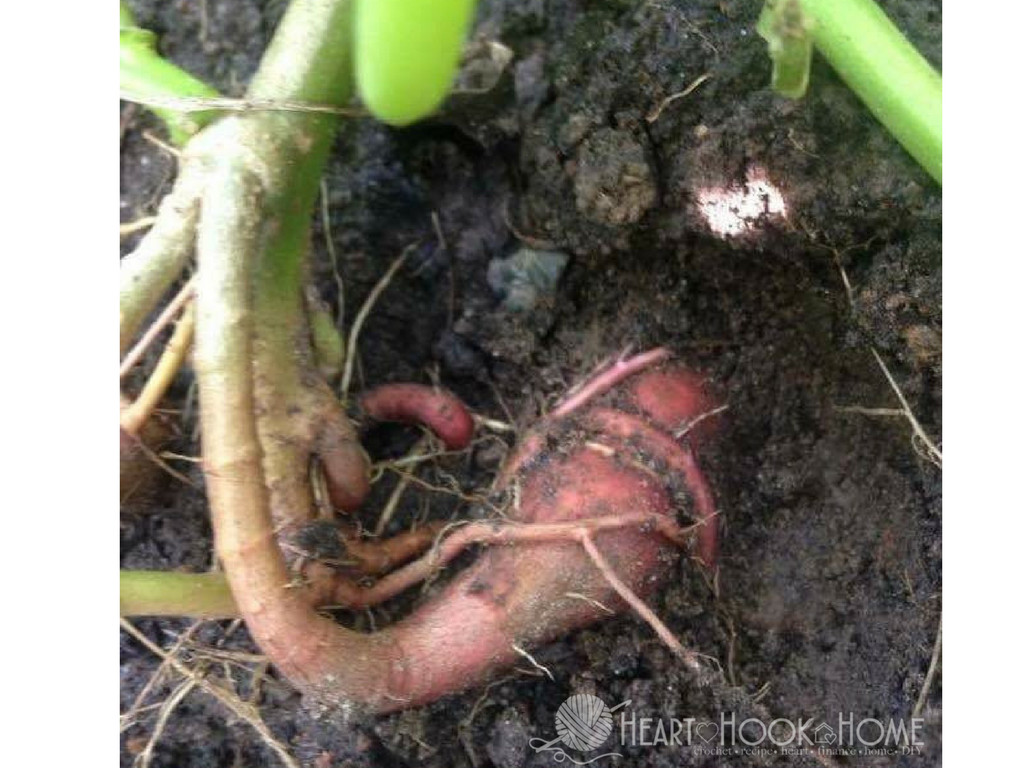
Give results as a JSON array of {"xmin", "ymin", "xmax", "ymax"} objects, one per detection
[{"xmin": 697, "ymin": 169, "xmax": 787, "ymax": 237}]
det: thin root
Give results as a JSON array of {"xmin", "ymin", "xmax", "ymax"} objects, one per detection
[
  {"xmin": 121, "ymin": 276, "xmax": 195, "ymax": 379},
  {"xmin": 132, "ymin": 437, "xmax": 199, "ymax": 489},
  {"xmin": 673, "ymin": 403, "xmax": 730, "ymax": 440},
  {"xmin": 563, "ymin": 592, "xmax": 614, "ymax": 615},
  {"xmin": 123, "ymin": 621, "xmax": 206, "ymax": 731},
  {"xmin": 375, "ymin": 436, "xmax": 430, "ymax": 534},
  {"xmin": 580, "ymin": 532, "xmax": 704, "ymax": 676},
  {"xmin": 340, "ymin": 243, "xmax": 414, "ymax": 399},
  {"xmin": 474, "ymin": 415, "xmax": 516, "ymax": 433},
  {"xmin": 121, "ymin": 216, "xmax": 158, "ymax": 238},
  {"xmin": 551, "ymin": 347, "xmax": 671, "ymax": 419},
  {"xmin": 912, "ymin": 615, "xmax": 941, "ymax": 718},
  {"xmin": 327, "ymin": 513, "xmax": 699, "ymax": 610},
  {"xmin": 122, "ymin": 303, "xmax": 196, "ymax": 434},
  {"xmin": 135, "ymin": 678, "xmax": 196, "ymax": 768},
  {"xmin": 511, "ymin": 643, "xmax": 555, "ymax": 681},
  {"xmin": 142, "ymin": 130, "xmax": 182, "ymax": 159},
  {"xmin": 865, "ymin": 347, "xmax": 942, "ymax": 468}
]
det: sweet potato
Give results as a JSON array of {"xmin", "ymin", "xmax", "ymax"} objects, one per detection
[
  {"xmin": 204, "ymin": 347, "xmax": 722, "ymax": 712},
  {"xmin": 345, "ymin": 354, "xmax": 721, "ymax": 708}
]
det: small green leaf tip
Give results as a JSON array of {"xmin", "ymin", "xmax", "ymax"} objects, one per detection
[
  {"xmin": 354, "ymin": 0, "xmax": 477, "ymax": 126},
  {"xmin": 119, "ymin": 0, "xmax": 220, "ymax": 146},
  {"xmin": 756, "ymin": 0, "xmax": 812, "ymax": 99},
  {"xmin": 120, "ymin": 1, "xmax": 137, "ymax": 29}
]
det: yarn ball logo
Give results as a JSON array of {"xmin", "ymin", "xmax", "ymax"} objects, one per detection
[
  {"xmin": 530, "ymin": 694, "xmax": 631, "ymax": 764},
  {"xmin": 556, "ymin": 695, "xmax": 614, "ymax": 751}
]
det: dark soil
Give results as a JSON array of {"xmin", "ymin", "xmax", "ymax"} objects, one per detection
[{"xmin": 121, "ymin": 1, "xmax": 941, "ymax": 766}]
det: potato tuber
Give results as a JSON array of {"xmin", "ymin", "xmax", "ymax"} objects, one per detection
[
  {"xmin": 201, "ymin": 343, "xmax": 722, "ymax": 713},
  {"xmin": 342, "ymin": 350, "xmax": 722, "ymax": 708}
]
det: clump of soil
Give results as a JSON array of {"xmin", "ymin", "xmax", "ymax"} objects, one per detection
[{"xmin": 121, "ymin": 1, "xmax": 941, "ymax": 766}]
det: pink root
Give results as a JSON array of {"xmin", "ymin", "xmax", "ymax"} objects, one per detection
[
  {"xmin": 550, "ymin": 347, "xmax": 671, "ymax": 419},
  {"xmin": 359, "ymin": 383, "xmax": 475, "ymax": 450}
]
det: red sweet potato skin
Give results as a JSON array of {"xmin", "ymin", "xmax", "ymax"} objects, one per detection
[
  {"xmin": 362, "ymin": 364, "xmax": 720, "ymax": 710},
  {"xmin": 359, "ymin": 383, "xmax": 475, "ymax": 450},
  {"xmin": 629, "ymin": 366, "xmax": 719, "ymax": 443},
  {"xmin": 382, "ymin": 448, "xmax": 676, "ymax": 706}
]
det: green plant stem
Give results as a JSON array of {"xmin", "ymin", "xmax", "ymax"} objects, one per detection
[
  {"xmin": 308, "ymin": 288, "xmax": 345, "ymax": 379},
  {"xmin": 120, "ymin": 1, "xmax": 220, "ymax": 144},
  {"xmin": 802, "ymin": 0, "xmax": 941, "ymax": 182},
  {"xmin": 758, "ymin": 0, "xmax": 941, "ymax": 183},
  {"xmin": 236, "ymin": 0, "xmax": 358, "ymax": 551},
  {"xmin": 354, "ymin": 0, "xmax": 477, "ymax": 125},
  {"xmin": 120, "ymin": 570, "xmax": 238, "ymax": 618},
  {"xmin": 232, "ymin": 0, "xmax": 364, "ymax": 536}
]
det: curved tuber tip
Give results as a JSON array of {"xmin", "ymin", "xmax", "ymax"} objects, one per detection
[
  {"xmin": 316, "ymin": 412, "xmax": 371, "ymax": 512},
  {"xmin": 360, "ymin": 383, "xmax": 475, "ymax": 450},
  {"xmin": 629, "ymin": 366, "xmax": 722, "ymax": 446}
]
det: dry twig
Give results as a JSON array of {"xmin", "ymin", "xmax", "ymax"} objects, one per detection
[
  {"xmin": 870, "ymin": 347, "xmax": 942, "ymax": 467},
  {"xmin": 913, "ymin": 615, "xmax": 942, "ymax": 718},
  {"xmin": 122, "ymin": 303, "xmax": 196, "ymax": 434},
  {"xmin": 120, "ymin": 90, "xmax": 365, "ymax": 117},
  {"xmin": 646, "ymin": 73, "xmax": 713, "ymax": 123},
  {"xmin": 120, "ymin": 619, "xmax": 301, "ymax": 768},
  {"xmin": 135, "ymin": 678, "xmax": 197, "ymax": 768}
]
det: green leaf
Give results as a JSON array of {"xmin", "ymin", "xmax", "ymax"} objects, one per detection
[{"xmin": 119, "ymin": 2, "xmax": 220, "ymax": 145}]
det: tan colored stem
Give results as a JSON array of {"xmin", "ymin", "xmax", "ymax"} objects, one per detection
[
  {"xmin": 121, "ymin": 302, "xmax": 195, "ymax": 435},
  {"xmin": 120, "ymin": 216, "xmax": 157, "ymax": 238},
  {"xmin": 120, "ymin": 168, "xmax": 202, "ymax": 354},
  {"xmin": 194, "ymin": 158, "xmax": 324, "ymax": 679},
  {"xmin": 194, "ymin": 152, "xmax": 390, "ymax": 703}
]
